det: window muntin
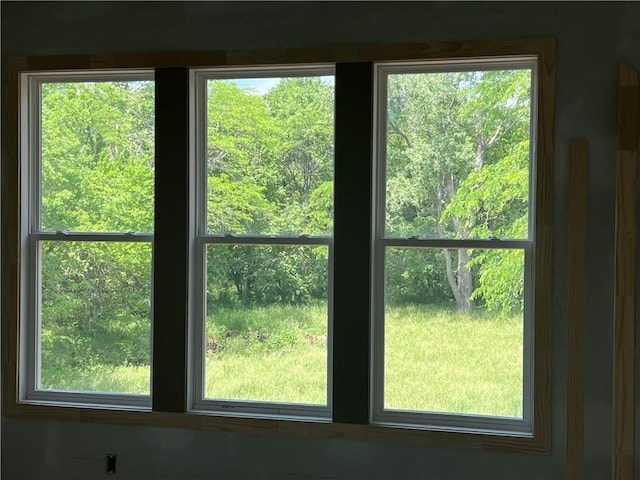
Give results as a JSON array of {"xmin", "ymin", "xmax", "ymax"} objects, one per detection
[
  {"xmin": 23, "ymin": 72, "xmax": 154, "ymax": 406},
  {"xmin": 372, "ymin": 59, "xmax": 536, "ymax": 431},
  {"xmin": 192, "ymin": 67, "xmax": 335, "ymax": 417}
]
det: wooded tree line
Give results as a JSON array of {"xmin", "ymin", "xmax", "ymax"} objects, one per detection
[{"xmin": 38, "ymin": 69, "xmax": 530, "ymax": 370}]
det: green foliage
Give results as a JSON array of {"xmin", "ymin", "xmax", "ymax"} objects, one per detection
[
  {"xmin": 206, "ymin": 81, "xmax": 279, "ymax": 234},
  {"xmin": 39, "ymin": 81, "xmax": 154, "ymax": 381},
  {"xmin": 385, "ymin": 248, "xmax": 452, "ymax": 306},
  {"xmin": 385, "ymin": 68, "xmax": 531, "ymax": 312},
  {"xmin": 204, "ymin": 76, "xmax": 333, "ymax": 312},
  {"xmin": 444, "ymin": 141, "xmax": 529, "ymax": 239},
  {"xmin": 469, "ymin": 249, "xmax": 525, "ymax": 314},
  {"xmin": 41, "ymin": 364, "xmax": 150, "ymax": 394},
  {"xmin": 206, "ymin": 245, "xmax": 328, "ymax": 308},
  {"xmin": 305, "ymin": 180, "xmax": 333, "ymax": 236},
  {"xmin": 39, "ymin": 69, "xmax": 531, "ymax": 390},
  {"xmin": 206, "ymin": 303, "xmax": 326, "ymax": 356},
  {"xmin": 40, "ymin": 241, "xmax": 152, "ymax": 373},
  {"xmin": 265, "ymin": 78, "xmax": 334, "ymax": 207},
  {"xmin": 205, "ymin": 77, "xmax": 334, "ymax": 236},
  {"xmin": 207, "ymin": 174, "xmax": 274, "ymax": 234},
  {"xmin": 41, "ymin": 81, "xmax": 154, "ymax": 232}
]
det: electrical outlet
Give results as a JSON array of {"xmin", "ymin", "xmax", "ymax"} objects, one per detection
[{"xmin": 105, "ymin": 454, "xmax": 117, "ymax": 475}]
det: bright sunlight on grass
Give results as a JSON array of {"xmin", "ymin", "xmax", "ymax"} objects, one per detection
[
  {"xmin": 205, "ymin": 303, "xmax": 328, "ymax": 404},
  {"xmin": 41, "ymin": 364, "xmax": 150, "ymax": 394},
  {"xmin": 384, "ymin": 305, "xmax": 523, "ymax": 418},
  {"xmin": 42, "ymin": 304, "xmax": 522, "ymax": 416}
]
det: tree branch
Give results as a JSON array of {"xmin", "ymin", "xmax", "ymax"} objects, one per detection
[{"xmin": 388, "ymin": 119, "xmax": 412, "ymax": 148}]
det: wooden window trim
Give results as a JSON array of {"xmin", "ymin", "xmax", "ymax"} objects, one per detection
[
  {"xmin": 1, "ymin": 36, "xmax": 556, "ymax": 454},
  {"xmin": 613, "ymin": 62, "xmax": 639, "ymax": 478},
  {"xmin": 566, "ymin": 138, "xmax": 588, "ymax": 478}
]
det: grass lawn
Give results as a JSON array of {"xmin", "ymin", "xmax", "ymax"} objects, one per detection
[
  {"xmin": 41, "ymin": 303, "xmax": 523, "ymax": 418},
  {"xmin": 384, "ymin": 305, "xmax": 522, "ymax": 417},
  {"xmin": 204, "ymin": 303, "xmax": 328, "ymax": 404},
  {"xmin": 41, "ymin": 363, "xmax": 150, "ymax": 395}
]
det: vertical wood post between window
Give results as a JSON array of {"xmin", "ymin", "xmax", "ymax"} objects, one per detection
[
  {"xmin": 332, "ymin": 62, "xmax": 374, "ymax": 424},
  {"xmin": 152, "ymin": 68, "xmax": 190, "ymax": 413}
]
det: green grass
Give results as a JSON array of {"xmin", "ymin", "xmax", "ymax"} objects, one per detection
[
  {"xmin": 384, "ymin": 305, "xmax": 522, "ymax": 417},
  {"xmin": 41, "ymin": 303, "xmax": 523, "ymax": 417},
  {"xmin": 41, "ymin": 364, "xmax": 150, "ymax": 394},
  {"xmin": 206, "ymin": 346, "xmax": 326, "ymax": 404},
  {"xmin": 204, "ymin": 303, "xmax": 328, "ymax": 404}
]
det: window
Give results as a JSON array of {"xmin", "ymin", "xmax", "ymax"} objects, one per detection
[
  {"xmin": 372, "ymin": 60, "xmax": 535, "ymax": 433},
  {"xmin": 5, "ymin": 38, "xmax": 554, "ymax": 450},
  {"xmin": 21, "ymin": 72, "xmax": 155, "ymax": 407},
  {"xmin": 191, "ymin": 67, "xmax": 335, "ymax": 417}
]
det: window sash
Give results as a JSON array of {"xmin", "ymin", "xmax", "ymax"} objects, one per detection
[
  {"xmin": 374, "ymin": 58, "xmax": 537, "ymax": 243},
  {"xmin": 189, "ymin": 67, "xmax": 336, "ymax": 417},
  {"xmin": 28, "ymin": 71, "xmax": 155, "ymax": 236},
  {"xmin": 371, "ymin": 244, "xmax": 535, "ymax": 433},
  {"xmin": 190, "ymin": 238, "xmax": 334, "ymax": 418},
  {"xmin": 25, "ymin": 236, "xmax": 154, "ymax": 407},
  {"xmin": 22, "ymin": 71, "xmax": 155, "ymax": 407},
  {"xmin": 370, "ymin": 59, "xmax": 538, "ymax": 431}
]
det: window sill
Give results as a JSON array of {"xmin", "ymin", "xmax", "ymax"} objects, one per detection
[{"xmin": 4, "ymin": 400, "xmax": 548, "ymax": 454}]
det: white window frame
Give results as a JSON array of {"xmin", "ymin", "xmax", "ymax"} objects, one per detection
[
  {"xmin": 20, "ymin": 70, "xmax": 155, "ymax": 409},
  {"xmin": 370, "ymin": 57, "xmax": 539, "ymax": 435},
  {"xmin": 4, "ymin": 38, "xmax": 554, "ymax": 453},
  {"xmin": 189, "ymin": 65, "xmax": 335, "ymax": 420}
]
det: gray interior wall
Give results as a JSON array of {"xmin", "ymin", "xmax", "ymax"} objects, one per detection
[{"xmin": 1, "ymin": 2, "xmax": 639, "ymax": 479}]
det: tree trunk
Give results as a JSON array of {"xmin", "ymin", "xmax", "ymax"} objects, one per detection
[
  {"xmin": 443, "ymin": 248, "xmax": 463, "ymax": 308},
  {"xmin": 456, "ymin": 248, "xmax": 473, "ymax": 313},
  {"xmin": 440, "ymin": 131, "xmax": 497, "ymax": 313},
  {"xmin": 442, "ymin": 247, "xmax": 473, "ymax": 314}
]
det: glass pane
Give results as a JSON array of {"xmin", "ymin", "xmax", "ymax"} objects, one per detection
[
  {"xmin": 384, "ymin": 69, "xmax": 531, "ymax": 240},
  {"xmin": 39, "ymin": 241, "xmax": 151, "ymax": 394},
  {"xmin": 206, "ymin": 75, "xmax": 334, "ymax": 236},
  {"xmin": 40, "ymin": 80, "xmax": 154, "ymax": 233},
  {"xmin": 205, "ymin": 244, "xmax": 328, "ymax": 404},
  {"xmin": 383, "ymin": 247, "xmax": 524, "ymax": 417}
]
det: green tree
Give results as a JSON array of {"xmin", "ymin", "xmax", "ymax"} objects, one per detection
[
  {"xmin": 385, "ymin": 69, "xmax": 531, "ymax": 313},
  {"xmin": 265, "ymin": 77, "xmax": 334, "ymax": 235},
  {"xmin": 443, "ymin": 71, "xmax": 531, "ymax": 313},
  {"xmin": 205, "ymin": 77, "xmax": 334, "ymax": 307},
  {"xmin": 39, "ymin": 81, "xmax": 154, "ymax": 375},
  {"xmin": 206, "ymin": 80, "xmax": 279, "ymax": 234}
]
